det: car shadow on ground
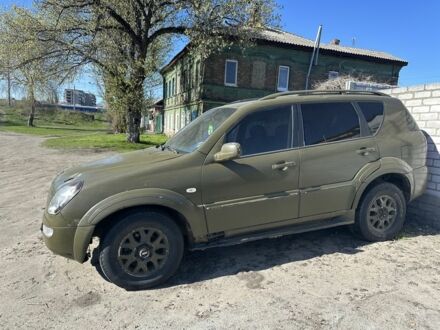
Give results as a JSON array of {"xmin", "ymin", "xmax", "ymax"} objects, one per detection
[{"xmin": 164, "ymin": 220, "xmax": 440, "ymax": 288}]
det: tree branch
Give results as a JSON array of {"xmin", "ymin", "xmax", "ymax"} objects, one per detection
[
  {"xmin": 101, "ymin": 3, "xmax": 142, "ymax": 45},
  {"xmin": 147, "ymin": 26, "xmax": 186, "ymax": 43}
]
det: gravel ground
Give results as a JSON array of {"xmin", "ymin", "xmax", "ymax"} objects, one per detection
[{"xmin": 0, "ymin": 131, "xmax": 440, "ymax": 330}]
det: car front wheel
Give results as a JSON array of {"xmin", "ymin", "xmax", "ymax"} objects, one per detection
[
  {"xmin": 354, "ymin": 182, "xmax": 406, "ymax": 241},
  {"xmin": 98, "ymin": 210, "xmax": 184, "ymax": 290}
]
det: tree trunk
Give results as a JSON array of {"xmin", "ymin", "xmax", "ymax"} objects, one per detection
[
  {"xmin": 125, "ymin": 74, "xmax": 144, "ymax": 143},
  {"xmin": 126, "ymin": 109, "xmax": 141, "ymax": 143},
  {"xmin": 27, "ymin": 101, "xmax": 36, "ymax": 126},
  {"xmin": 7, "ymin": 70, "xmax": 11, "ymax": 107},
  {"xmin": 27, "ymin": 88, "xmax": 36, "ymax": 127}
]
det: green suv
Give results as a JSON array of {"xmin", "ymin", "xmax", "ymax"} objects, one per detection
[{"xmin": 42, "ymin": 90, "xmax": 428, "ymax": 290}]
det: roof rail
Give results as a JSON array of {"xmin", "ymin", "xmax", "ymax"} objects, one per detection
[
  {"xmin": 259, "ymin": 89, "xmax": 390, "ymax": 101},
  {"xmin": 229, "ymin": 98, "xmax": 259, "ymax": 104}
]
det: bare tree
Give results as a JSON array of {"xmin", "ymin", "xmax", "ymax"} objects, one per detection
[
  {"xmin": 0, "ymin": 67, "xmax": 13, "ymax": 106},
  {"xmin": 0, "ymin": 50, "xmax": 16, "ymax": 106},
  {"xmin": 6, "ymin": 68, "xmax": 12, "ymax": 106},
  {"xmin": 44, "ymin": 81, "xmax": 60, "ymax": 104},
  {"xmin": 0, "ymin": 7, "xmax": 77, "ymax": 126},
  {"xmin": 18, "ymin": 0, "xmax": 279, "ymax": 142}
]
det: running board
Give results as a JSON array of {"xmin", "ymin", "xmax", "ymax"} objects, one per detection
[{"xmin": 191, "ymin": 217, "xmax": 353, "ymax": 251}]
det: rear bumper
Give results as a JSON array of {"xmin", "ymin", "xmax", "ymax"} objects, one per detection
[{"xmin": 411, "ymin": 165, "xmax": 428, "ymax": 200}]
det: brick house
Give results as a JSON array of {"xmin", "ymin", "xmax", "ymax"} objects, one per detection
[
  {"xmin": 161, "ymin": 27, "xmax": 407, "ymax": 135},
  {"xmin": 142, "ymin": 99, "xmax": 164, "ymax": 134}
]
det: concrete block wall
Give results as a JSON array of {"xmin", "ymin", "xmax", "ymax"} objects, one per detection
[{"xmin": 384, "ymin": 83, "xmax": 440, "ymax": 228}]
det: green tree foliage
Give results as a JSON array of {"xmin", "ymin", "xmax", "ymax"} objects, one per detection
[
  {"xmin": 14, "ymin": 0, "xmax": 278, "ymax": 142},
  {"xmin": 0, "ymin": 8, "xmax": 76, "ymax": 126}
]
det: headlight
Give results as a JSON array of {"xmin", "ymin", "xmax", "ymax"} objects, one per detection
[{"xmin": 47, "ymin": 180, "xmax": 83, "ymax": 215}]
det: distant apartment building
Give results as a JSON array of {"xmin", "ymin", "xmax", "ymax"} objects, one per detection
[
  {"xmin": 64, "ymin": 89, "xmax": 83, "ymax": 105},
  {"xmin": 64, "ymin": 89, "xmax": 97, "ymax": 106},
  {"xmin": 84, "ymin": 93, "xmax": 97, "ymax": 107}
]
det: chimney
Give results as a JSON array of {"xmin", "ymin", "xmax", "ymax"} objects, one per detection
[{"xmin": 330, "ymin": 38, "xmax": 340, "ymax": 45}]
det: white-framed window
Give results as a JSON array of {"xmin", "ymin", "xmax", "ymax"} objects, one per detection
[
  {"xmin": 165, "ymin": 112, "xmax": 170, "ymax": 132},
  {"xmin": 328, "ymin": 71, "xmax": 339, "ymax": 80},
  {"xmin": 176, "ymin": 110, "xmax": 181, "ymax": 131},
  {"xmin": 176, "ymin": 74, "xmax": 180, "ymax": 94},
  {"xmin": 224, "ymin": 59, "xmax": 238, "ymax": 87},
  {"xmin": 168, "ymin": 112, "xmax": 172, "ymax": 131},
  {"xmin": 195, "ymin": 60, "xmax": 200, "ymax": 88},
  {"xmin": 277, "ymin": 66, "xmax": 290, "ymax": 91},
  {"xmin": 171, "ymin": 110, "xmax": 175, "ymax": 132},
  {"xmin": 171, "ymin": 77, "xmax": 176, "ymax": 95}
]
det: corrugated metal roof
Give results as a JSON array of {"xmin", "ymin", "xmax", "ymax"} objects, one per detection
[
  {"xmin": 161, "ymin": 27, "xmax": 407, "ymax": 73},
  {"xmin": 255, "ymin": 28, "xmax": 407, "ymax": 64}
]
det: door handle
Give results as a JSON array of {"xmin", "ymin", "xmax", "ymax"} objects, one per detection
[
  {"xmin": 356, "ymin": 147, "xmax": 377, "ymax": 156},
  {"xmin": 272, "ymin": 161, "xmax": 296, "ymax": 171}
]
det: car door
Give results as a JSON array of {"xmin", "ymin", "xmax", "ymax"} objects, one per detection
[
  {"xmin": 299, "ymin": 101, "xmax": 380, "ymax": 217},
  {"xmin": 201, "ymin": 105, "xmax": 300, "ymax": 234}
]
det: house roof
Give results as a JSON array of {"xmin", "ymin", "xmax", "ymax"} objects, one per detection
[
  {"xmin": 161, "ymin": 27, "xmax": 407, "ymax": 73},
  {"xmin": 256, "ymin": 28, "xmax": 407, "ymax": 64}
]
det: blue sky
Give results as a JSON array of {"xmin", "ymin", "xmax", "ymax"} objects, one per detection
[
  {"xmin": 277, "ymin": 0, "xmax": 440, "ymax": 86},
  {"xmin": 2, "ymin": 0, "xmax": 440, "ymax": 102}
]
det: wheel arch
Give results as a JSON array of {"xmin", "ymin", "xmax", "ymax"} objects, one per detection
[
  {"xmin": 73, "ymin": 189, "xmax": 207, "ymax": 263},
  {"xmin": 93, "ymin": 205, "xmax": 194, "ymax": 244},
  {"xmin": 352, "ymin": 170, "xmax": 413, "ymax": 211}
]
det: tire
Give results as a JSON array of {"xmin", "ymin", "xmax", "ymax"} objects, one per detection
[
  {"xmin": 353, "ymin": 182, "xmax": 406, "ymax": 242},
  {"xmin": 98, "ymin": 211, "xmax": 184, "ymax": 290},
  {"xmin": 91, "ymin": 246, "xmax": 111, "ymax": 283}
]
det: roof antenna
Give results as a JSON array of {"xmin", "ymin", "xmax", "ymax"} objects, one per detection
[
  {"xmin": 352, "ymin": 37, "xmax": 356, "ymax": 47},
  {"xmin": 305, "ymin": 25, "xmax": 322, "ymax": 90}
]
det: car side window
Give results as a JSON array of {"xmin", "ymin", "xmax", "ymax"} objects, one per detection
[
  {"xmin": 226, "ymin": 106, "xmax": 293, "ymax": 156},
  {"xmin": 301, "ymin": 102, "xmax": 361, "ymax": 146},
  {"xmin": 357, "ymin": 102, "xmax": 384, "ymax": 135}
]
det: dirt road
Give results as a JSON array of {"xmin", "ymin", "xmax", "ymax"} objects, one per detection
[{"xmin": 1, "ymin": 131, "xmax": 439, "ymax": 329}]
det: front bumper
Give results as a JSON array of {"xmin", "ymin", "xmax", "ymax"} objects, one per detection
[
  {"xmin": 41, "ymin": 213, "xmax": 95, "ymax": 263},
  {"xmin": 41, "ymin": 223, "xmax": 76, "ymax": 259}
]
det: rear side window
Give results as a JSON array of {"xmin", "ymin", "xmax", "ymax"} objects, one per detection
[
  {"xmin": 226, "ymin": 106, "xmax": 292, "ymax": 156},
  {"xmin": 357, "ymin": 102, "xmax": 384, "ymax": 135},
  {"xmin": 301, "ymin": 102, "xmax": 360, "ymax": 146}
]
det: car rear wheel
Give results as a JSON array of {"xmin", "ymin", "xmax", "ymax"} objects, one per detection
[
  {"xmin": 98, "ymin": 211, "xmax": 184, "ymax": 290},
  {"xmin": 353, "ymin": 182, "xmax": 406, "ymax": 241}
]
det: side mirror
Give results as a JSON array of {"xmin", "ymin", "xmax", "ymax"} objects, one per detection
[{"xmin": 214, "ymin": 143, "xmax": 241, "ymax": 162}]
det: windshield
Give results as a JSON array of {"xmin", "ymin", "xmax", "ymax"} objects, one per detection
[{"xmin": 165, "ymin": 106, "xmax": 237, "ymax": 153}]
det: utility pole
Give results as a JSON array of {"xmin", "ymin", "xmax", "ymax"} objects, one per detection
[{"xmin": 305, "ymin": 25, "xmax": 323, "ymax": 90}]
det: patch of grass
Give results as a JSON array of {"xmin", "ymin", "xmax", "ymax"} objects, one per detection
[
  {"xmin": 0, "ymin": 105, "xmax": 167, "ymax": 152},
  {"xmin": 0, "ymin": 105, "xmax": 109, "ymax": 131},
  {"xmin": 0, "ymin": 124, "xmax": 107, "ymax": 137},
  {"xmin": 43, "ymin": 133, "xmax": 167, "ymax": 152}
]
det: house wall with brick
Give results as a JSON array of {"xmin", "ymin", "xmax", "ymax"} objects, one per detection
[
  {"xmin": 162, "ymin": 53, "xmax": 204, "ymax": 135},
  {"xmin": 202, "ymin": 44, "xmax": 401, "ymax": 104},
  {"xmin": 162, "ymin": 39, "xmax": 405, "ymax": 136},
  {"xmin": 384, "ymin": 83, "xmax": 440, "ymax": 228}
]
